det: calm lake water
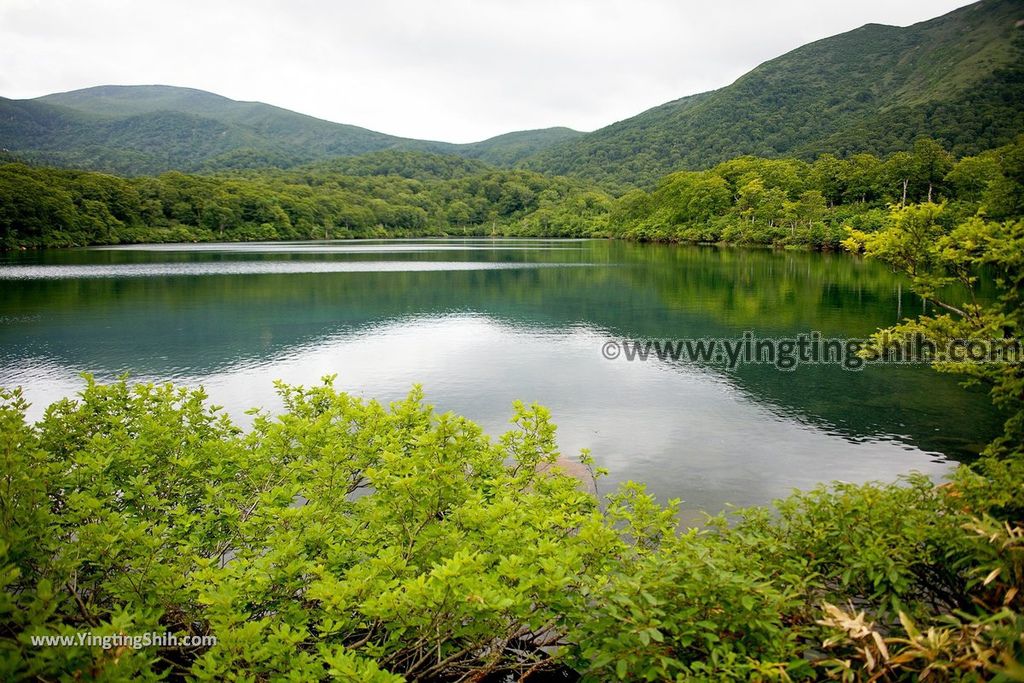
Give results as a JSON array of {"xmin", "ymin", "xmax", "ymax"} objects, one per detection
[{"xmin": 0, "ymin": 239, "xmax": 1003, "ymax": 516}]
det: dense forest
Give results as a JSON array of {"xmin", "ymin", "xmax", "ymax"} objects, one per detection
[
  {"xmin": 611, "ymin": 136, "xmax": 1024, "ymax": 246},
  {"xmin": 0, "ymin": 151, "xmax": 612, "ymax": 248},
  {"xmin": 2, "ymin": 137, "xmax": 1022, "ymax": 252}
]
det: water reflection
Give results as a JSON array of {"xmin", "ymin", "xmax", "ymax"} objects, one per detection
[
  {"xmin": 0, "ymin": 239, "xmax": 1002, "ymax": 513},
  {"xmin": 0, "ymin": 260, "xmax": 585, "ymax": 279}
]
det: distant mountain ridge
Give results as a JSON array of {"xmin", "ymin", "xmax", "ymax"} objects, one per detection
[
  {"xmin": 0, "ymin": 84, "xmax": 584, "ymax": 175},
  {"xmin": 1, "ymin": 0, "xmax": 1022, "ymax": 185}
]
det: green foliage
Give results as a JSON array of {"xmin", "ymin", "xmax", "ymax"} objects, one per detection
[
  {"xmin": 7, "ymin": 136, "xmax": 1020, "ymax": 251},
  {"xmin": 288, "ymin": 150, "xmax": 490, "ymax": 181},
  {"xmin": 845, "ymin": 201, "xmax": 1024, "ymax": 459},
  {"xmin": 0, "ymin": 154, "xmax": 612, "ymax": 248},
  {"xmin": 0, "ymin": 378, "xmax": 606, "ymax": 680},
  {"xmin": 607, "ymin": 136, "xmax": 1024, "ymax": 249},
  {"xmin": 825, "ymin": 157, "xmax": 1024, "ymax": 677},
  {"xmin": 2, "ymin": 377, "xmax": 1022, "ymax": 681},
  {"xmin": 445, "ymin": 127, "xmax": 586, "ymax": 167}
]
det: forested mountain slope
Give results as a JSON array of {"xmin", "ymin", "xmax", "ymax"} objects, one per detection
[
  {"xmin": 521, "ymin": 0, "xmax": 1024, "ymax": 189},
  {"xmin": 0, "ymin": 85, "xmax": 582, "ymax": 175}
]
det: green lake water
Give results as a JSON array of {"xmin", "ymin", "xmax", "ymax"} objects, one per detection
[{"xmin": 0, "ymin": 238, "xmax": 1003, "ymax": 516}]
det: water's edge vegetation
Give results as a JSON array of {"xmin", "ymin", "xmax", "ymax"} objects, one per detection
[{"xmin": 2, "ymin": 135, "xmax": 1022, "ymax": 252}]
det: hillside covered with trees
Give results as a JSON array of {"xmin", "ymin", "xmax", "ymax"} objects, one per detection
[
  {"xmin": 523, "ymin": 0, "xmax": 1024, "ymax": 189},
  {"xmin": 0, "ymin": 150, "xmax": 613, "ymax": 248},
  {"xmin": 3, "ymin": 137, "xmax": 1022, "ymax": 252},
  {"xmin": 0, "ymin": 85, "xmax": 583, "ymax": 176}
]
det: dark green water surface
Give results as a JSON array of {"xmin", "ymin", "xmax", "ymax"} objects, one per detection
[{"xmin": 0, "ymin": 239, "xmax": 1003, "ymax": 515}]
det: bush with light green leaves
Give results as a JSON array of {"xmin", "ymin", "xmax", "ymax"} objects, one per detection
[{"xmin": 1, "ymin": 373, "xmax": 1022, "ymax": 680}]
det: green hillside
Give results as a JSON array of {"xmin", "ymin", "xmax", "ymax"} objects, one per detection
[
  {"xmin": 452, "ymin": 127, "xmax": 585, "ymax": 166},
  {"xmin": 0, "ymin": 85, "xmax": 582, "ymax": 175},
  {"xmin": 0, "ymin": 85, "xmax": 408, "ymax": 174},
  {"xmin": 521, "ymin": 0, "xmax": 1024, "ymax": 189}
]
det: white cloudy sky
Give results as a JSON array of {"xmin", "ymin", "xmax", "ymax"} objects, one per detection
[{"xmin": 0, "ymin": 0, "xmax": 971, "ymax": 143}]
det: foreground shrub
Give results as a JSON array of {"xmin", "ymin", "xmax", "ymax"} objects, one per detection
[{"xmin": 0, "ymin": 378, "xmax": 1022, "ymax": 681}]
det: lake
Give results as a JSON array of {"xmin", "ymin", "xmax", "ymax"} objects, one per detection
[{"xmin": 0, "ymin": 238, "xmax": 1002, "ymax": 517}]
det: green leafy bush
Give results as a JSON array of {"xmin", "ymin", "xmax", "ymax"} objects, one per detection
[{"xmin": 2, "ymin": 377, "xmax": 1022, "ymax": 681}]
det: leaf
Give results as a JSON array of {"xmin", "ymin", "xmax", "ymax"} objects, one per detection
[{"xmin": 983, "ymin": 567, "xmax": 1001, "ymax": 586}]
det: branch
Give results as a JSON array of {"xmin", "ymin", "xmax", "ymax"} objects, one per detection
[
  {"xmin": 929, "ymin": 298, "xmax": 970, "ymax": 319},
  {"xmin": 66, "ymin": 582, "xmax": 99, "ymax": 627}
]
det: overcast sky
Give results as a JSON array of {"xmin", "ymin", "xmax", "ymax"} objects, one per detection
[{"xmin": 0, "ymin": 0, "xmax": 973, "ymax": 143}]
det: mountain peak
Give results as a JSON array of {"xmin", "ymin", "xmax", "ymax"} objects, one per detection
[{"xmin": 38, "ymin": 84, "xmax": 234, "ymax": 117}]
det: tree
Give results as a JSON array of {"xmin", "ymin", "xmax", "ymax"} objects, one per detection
[
  {"xmin": 843, "ymin": 153, "xmax": 882, "ymax": 204},
  {"xmin": 810, "ymin": 154, "xmax": 849, "ymax": 207},
  {"xmin": 883, "ymin": 151, "xmax": 915, "ymax": 207},
  {"xmin": 446, "ymin": 200, "xmax": 472, "ymax": 226},
  {"xmin": 498, "ymin": 182, "xmax": 535, "ymax": 216},
  {"xmin": 844, "ymin": 205, "xmax": 1024, "ymax": 456},
  {"xmin": 790, "ymin": 189, "xmax": 828, "ymax": 235},
  {"xmin": 911, "ymin": 137, "xmax": 954, "ymax": 203},
  {"xmin": 983, "ymin": 136, "xmax": 1024, "ymax": 219},
  {"xmin": 3, "ymin": 375, "xmax": 1023, "ymax": 681},
  {"xmin": 945, "ymin": 153, "xmax": 1000, "ymax": 203}
]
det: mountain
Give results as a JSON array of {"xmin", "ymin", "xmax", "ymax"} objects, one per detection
[
  {"xmin": 451, "ymin": 128, "xmax": 585, "ymax": 166},
  {"xmin": 0, "ymin": 85, "xmax": 582, "ymax": 175},
  {"xmin": 0, "ymin": 86, "xmax": 399, "ymax": 174},
  {"xmin": 1, "ymin": 0, "xmax": 1021, "ymax": 185},
  {"xmin": 521, "ymin": 0, "xmax": 1024, "ymax": 189}
]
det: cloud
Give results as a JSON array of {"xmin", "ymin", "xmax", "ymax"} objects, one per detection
[{"xmin": 0, "ymin": 0, "xmax": 972, "ymax": 143}]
